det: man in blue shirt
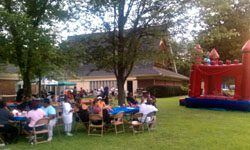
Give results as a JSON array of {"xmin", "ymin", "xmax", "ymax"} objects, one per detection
[{"xmin": 41, "ymin": 99, "xmax": 57, "ymax": 141}]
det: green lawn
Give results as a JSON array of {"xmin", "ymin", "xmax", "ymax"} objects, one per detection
[{"xmin": 5, "ymin": 97, "xmax": 250, "ymax": 150}]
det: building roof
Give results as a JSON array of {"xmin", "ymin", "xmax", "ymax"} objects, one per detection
[
  {"xmin": 0, "ymin": 64, "xmax": 19, "ymax": 80},
  {"xmin": 77, "ymin": 64, "xmax": 188, "ymax": 80},
  {"xmin": 0, "ymin": 64, "xmax": 18, "ymax": 74}
]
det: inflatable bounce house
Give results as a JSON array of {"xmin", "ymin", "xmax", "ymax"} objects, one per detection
[{"xmin": 180, "ymin": 40, "xmax": 250, "ymax": 111}]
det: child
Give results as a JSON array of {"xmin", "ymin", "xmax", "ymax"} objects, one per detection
[{"xmin": 62, "ymin": 98, "xmax": 73, "ymax": 136}]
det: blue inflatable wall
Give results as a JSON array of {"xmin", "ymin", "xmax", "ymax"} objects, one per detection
[{"xmin": 184, "ymin": 97, "xmax": 250, "ymax": 111}]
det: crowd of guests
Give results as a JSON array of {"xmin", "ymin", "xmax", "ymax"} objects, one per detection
[
  {"xmin": 127, "ymin": 91, "xmax": 158, "ymax": 123},
  {"xmin": 0, "ymin": 95, "xmax": 74, "ymax": 144},
  {"xmin": 0, "ymin": 87, "xmax": 158, "ymax": 145}
]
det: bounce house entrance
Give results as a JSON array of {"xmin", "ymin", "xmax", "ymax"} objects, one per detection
[{"xmin": 221, "ymin": 77, "xmax": 235, "ymax": 97}]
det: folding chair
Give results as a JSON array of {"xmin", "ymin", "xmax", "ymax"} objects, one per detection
[
  {"xmin": 111, "ymin": 112, "xmax": 125, "ymax": 134},
  {"xmin": 143, "ymin": 111, "xmax": 157, "ymax": 131},
  {"xmin": 55, "ymin": 107, "xmax": 64, "ymax": 135},
  {"xmin": 30, "ymin": 118, "xmax": 50, "ymax": 144},
  {"xmin": 130, "ymin": 113, "xmax": 144, "ymax": 135},
  {"xmin": 0, "ymin": 125, "xmax": 5, "ymax": 146},
  {"xmin": 88, "ymin": 114, "xmax": 104, "ymax": 136}
]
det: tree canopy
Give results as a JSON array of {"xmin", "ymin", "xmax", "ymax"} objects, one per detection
[
  {"xmin": 66, "ymin": 0, "xmax": 192, "ymax": 104},
  {"xmin": 195, "ymin": 0, "xmax": 250, "ymax": 61},
  {"xmin": 0, "ymin": 0, "xmax": 76, "ymax": 96}
]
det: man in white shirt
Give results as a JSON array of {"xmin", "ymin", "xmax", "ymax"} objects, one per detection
[{"xmin": 139, "ymin": 100, "xmax": 158, "ymax": 123}]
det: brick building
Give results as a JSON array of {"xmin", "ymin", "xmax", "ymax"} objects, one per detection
[
  {"xmin": 69, "ymin": 64, "xmax": 188, "ymax": 95},
  {"xmin": 0, "ymin": 65, "xmax": 20, "ymax": 99}
]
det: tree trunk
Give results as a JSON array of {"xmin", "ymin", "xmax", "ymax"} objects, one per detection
[
  {"xmin": 117, "ymin": 76, "xmax": 125, "ymax": 105},
  {"xmin": 22, "ymin": 71, "xmax": 32, "ymax": 97},
  {"xmin": 38, "ymin": 75, "xmax": 42, "ymax": 97}
]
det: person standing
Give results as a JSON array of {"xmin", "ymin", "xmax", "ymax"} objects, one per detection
[
  {"xmin": 102, "ymin": 86, "xmax": 109, "ymax": 105},
  {"xmin": 73, "ymin": 86, "xmax": 77, "ymax": 100},
  {"xmin": 62, "ymin": 98, "xmax": 73, "ymax": 136},
  {"xmin": 0, "ymin": 101, "xmax": 18, "ymax": 144},
  {"xmin": 79, "ymin": 87, "xmax": 84, "ymax": 98},
  {"xmin": 41, "ymin": 99, "xmax": 57, "ymax": 141}
]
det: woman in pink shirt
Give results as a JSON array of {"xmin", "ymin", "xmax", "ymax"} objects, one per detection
[{"xmin": 24, "ymin": 101, "xmax": 45, "ymax": 132}]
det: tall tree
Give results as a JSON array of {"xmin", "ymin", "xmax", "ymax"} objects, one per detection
[
  {"xmin": 171, "ymin": 40, "xmax": 194, "ymax": 77},
  {"xmin": 195, "ymin": 0, "xmax": 250, "ymax": 61},
  {"xmin": 73, "ymin": 0, "xmax": 191, "ymax": 105},
  {"xmin": 0, "ymin": 0, "xmax": 74, "ymax": 96}
]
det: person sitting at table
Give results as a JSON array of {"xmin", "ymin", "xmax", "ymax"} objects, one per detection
[
  {"xmin": 76, "ymin": 104, "xmax": 89, "ymax": 128},
  {"xmin": 17, "ymin": 96, "xmax": 32, "ymax": 111},
  {"xmin": 141, "ymin": 91, "xmax": 149, "ymax": 104},
  {"xmin": 62, "ymin": 98, "xmax": 73, "ymax": 136},
  {"xmin": 97, "ymin": 96, "xmax": 106, "ymax": 109},
  {"xmin": 24, "ymin": 101, "xmax": 45, "ymax": 140},
  {"xmin": 89, "ymin": 99, "xmax": 102, "ymax": 115},
  {"xmin": 150, "ymin": 94, "xmax": 157, "ymax": 107},
  {"xmin": 141, "ymin": 91, "xmax": 157, "ymax": 106},
  {"xmin": 100, "ymin": 97, "xmax": 111, "ymax": 124},
  {"xmin": 95, "ymin": 96, "xmax": 111, "ymax": 124},
  {"xmin": 139, "ymin": 99, "xmax": 158, "ymax": 123},
  {"xmin": 51, "ymin": 95, "xmax": 60, "ymax": 107},
  {"xmin": 0, "ymin": 101, "xmax": 18, "ymax": 144},
  {"xmin": 41, "ymin": 99, "xmax": 57, "ymax": 142},
  {"xmin": 126, "ymin": 92, "xmax": 138, "ymax": 105},
  {"xmin": 88, "ymin": 99, "xmax": 103, "ymax": 125}
]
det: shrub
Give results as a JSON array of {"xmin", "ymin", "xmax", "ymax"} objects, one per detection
[{"xmin": 146, "ymin": 85, "xmax": 188, "ymax": 98}]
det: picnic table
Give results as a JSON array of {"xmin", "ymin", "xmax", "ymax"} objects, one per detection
[
  {"xmin": 13, "ymin": 116, "xmax": 27, "ymax": 134},
  {"xmin": 109, "ymin": 106, "xmax": 139, "ymax": 115},
  {"xmin": 14, "ymin": 116, "xmax": 26, "ymax": 121}
]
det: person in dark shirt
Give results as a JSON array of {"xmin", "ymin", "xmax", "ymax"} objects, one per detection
[
  {"xmin": 0, "ymin": 101, "xmax": 18, "ymax": 144},
  {"xmin": 16, "ymin": 88, "xmax": 24, "ymax": 102},
  {"xmin": 76, "ymin": 104, "xmax": 89, "ymax": 129},
  {"xmin": 17, "ymin": 96, "xmax": 32, "ymax": 111},
  {"xmin": 126, "ymin": 92, "xmax": 138, "ymax": 105},
  {"xmin": 102, "ymin": 87, "xmax": 109, "ymax": 105}
]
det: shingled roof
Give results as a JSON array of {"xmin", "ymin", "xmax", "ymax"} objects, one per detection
[
  {"xmin": 0, "ymin": 64, "xmax": 18, "ymax": 74},
  {"xmin": 77, "ymin": 64, "xmax": 188, "ymax": 80}
]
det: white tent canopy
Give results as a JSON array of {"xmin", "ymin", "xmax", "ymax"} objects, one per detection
[{"xmin": 41, "ymin": 79, "xmax": 58, "ymax": 86}]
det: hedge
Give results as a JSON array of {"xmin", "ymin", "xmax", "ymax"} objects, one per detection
[{"xmin": 146, "ymin": 85, "xmax": 188, "ymax": 98}]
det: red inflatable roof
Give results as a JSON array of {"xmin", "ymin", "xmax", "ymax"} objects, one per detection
[
  {"xmin": 242, "ymin": 40, "xmax": 250, "ymax": 52},
  {"xmin": 210, "ymin": 48, "xmax": 220, "ymax": 59}
]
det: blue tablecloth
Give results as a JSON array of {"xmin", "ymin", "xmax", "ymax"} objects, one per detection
[
  {"xmin": 14, "ymin": 116, "xmax": 26, "ymax": 121},
  {"xmin": 109, "ymin": 107, "xmax": 139, "ymax": 115}
]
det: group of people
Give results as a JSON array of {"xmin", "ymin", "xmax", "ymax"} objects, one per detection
[
  {"xmin": 0, "ymin": 95, "xmax": 76, "ymax": 144},
  {"xmin": 76, "ymin": 96, "xmax": 111, "ymax": 126},
  {"xmin": 0, "ymin": 88, "xmax": 158, "ymax": 145},
  {"xmin": 126, "ymin": 91, "xmax": 158, "ymax": 123},
  {"xmin": 126, "ymin": 91, "xmax": 156, "ymax": 106}
]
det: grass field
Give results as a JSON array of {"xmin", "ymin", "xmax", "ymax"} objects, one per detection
[{"xmin": 4, "ymin": 97, "xmax": 250, "ymax": 150}]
